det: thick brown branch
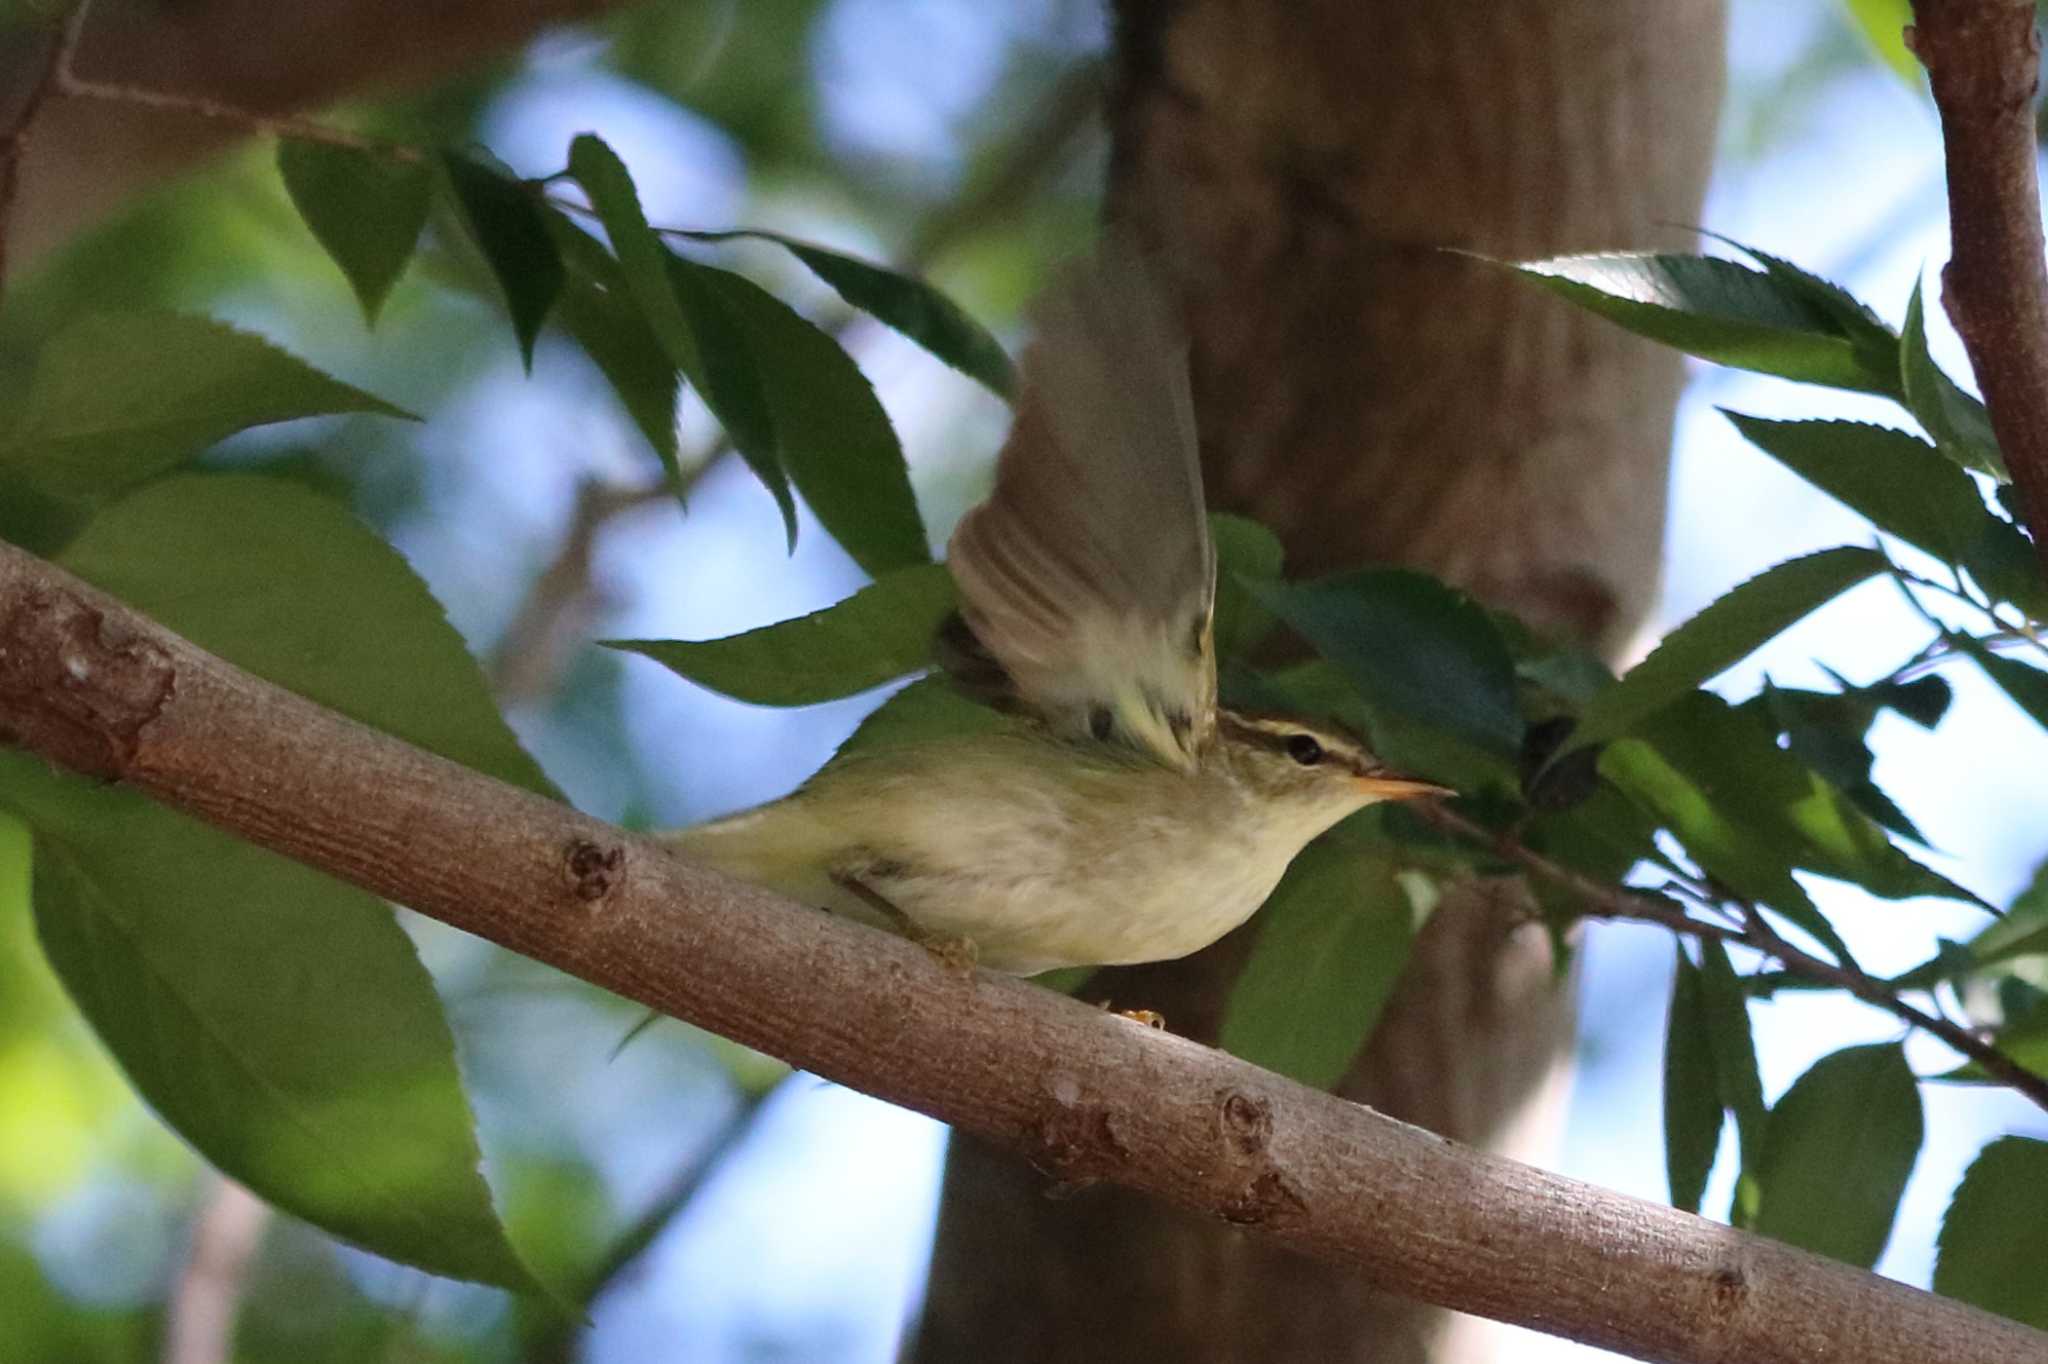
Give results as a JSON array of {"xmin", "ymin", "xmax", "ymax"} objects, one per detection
[
  {"xmin": 1911, "ymin": 0, "xmax": 2048, "ymax": 575},
  {"xmin": 1, "ymin": 541, "xmax": 2045, "ymax": 1364}
]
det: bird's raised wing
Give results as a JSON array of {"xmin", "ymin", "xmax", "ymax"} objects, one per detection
[{"xmin": 944, "ymin": 236, "xmax": 1215, "ymax": 771}]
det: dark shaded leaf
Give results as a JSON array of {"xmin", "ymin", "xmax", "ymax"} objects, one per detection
[
  {"xmin": 1753, "ymin": 1043, "xmax": 1921, "ymax": 1268},
  {"xmin": 1932, "ymin": 1007, "xmax": 2048, "ymax": 1083},
  {"xmin": 1249, "ymin": 569, "xmax": 1523, "ymax": 765},
  {"xmin": 1569, "ymin": 546, "xmax": 1886, "ymax": 750},
  {"xmin": 683, "ymin": 229, "xmax": 1014, "ymax": 400},
  {"xmin": 440, "ymin": 151, "xmax": 563, "ymax": 371},
  {"xmin": 1698, "ymin": 938, "xmax": 1767, "ymax": 1227},
  {"xmin": 12, "ymin": 760, "xmax": 537, "ymax": 1291},
  {"xmin": 1935, "ymin": 1136, "xmax": 2048, "ymax": 1329},
  {"xmin": 662, "ymin": 256, "xmax": 797, "ymax": 542},
  {"xmin": 607, "ymin": 562, "xmax": 956, "ymax": 706},
  {"xmin": 1901, "ymin": 278, "xmax": 2006, "ymax": 480},
  {"xmin": 548, "ymin": 217, "xmax": 682, "ymax": 473},
  {"xmin": 1664, "ymin": 948, "xmax": 1723, "ymax": 1214},
  {"xmin": 1950, "ymin": 632, "xmax": 2048, "ymax": 730},
  {"xmin": 1210, "ymin": 513, "xmax": 1283, "ymax": 661},
  {"xmin": 0, "ymin": 314, "xmax": 412, "ymax": 502},
  {"xmin": 1507, "ymin": 252, "xmax": 1898, "ymax": 395},
  {"xmin": 1220, "ymin": 837, "xmax": 1421, "ymax": 1090},
  {"xmin": 1725, "ymin": 414, "xmax": 2041, "ymax": 612},
  {"xmin": 693, "ymin": 266, "xmax": 928, "ymax": 575},
  {"xmin": 277, "ymin": 142, "xmax": 431, "ymax": 326}
]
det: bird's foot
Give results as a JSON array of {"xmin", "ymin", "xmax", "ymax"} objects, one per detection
[
  {"xmin": 832, "ymin": 870, "xmax": 978, "ymax": 977},
  {"xmin": 1094, "ymin": 1000, "xmax": 1167, "ymax": 1030}
]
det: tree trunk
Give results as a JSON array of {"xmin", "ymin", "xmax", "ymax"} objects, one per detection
[{"xmin": 912, "ymin": 3, "xmax": 1724, "ymax": 1360}]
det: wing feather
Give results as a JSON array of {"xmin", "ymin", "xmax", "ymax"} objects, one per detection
[{"xmin": 944, "ymin": 236, "xmax": 1215, "ymax": 769}]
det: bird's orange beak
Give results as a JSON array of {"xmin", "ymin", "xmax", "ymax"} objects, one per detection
[{"xmin": 1354, "ymin": 772, "xmax": 1454, "ymax": 800}]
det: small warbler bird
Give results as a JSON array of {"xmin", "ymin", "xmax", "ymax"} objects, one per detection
[{"xmin": 672, "ymin": 237, "xmax": 1444, "ymax": 975}]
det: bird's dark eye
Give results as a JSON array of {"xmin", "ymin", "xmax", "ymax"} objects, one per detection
[{"xmin": 1286, "ymin": 733, "xmax": 1325, "ymax": 766}]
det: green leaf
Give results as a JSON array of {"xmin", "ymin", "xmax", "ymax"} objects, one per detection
[
  {"xmin": 59, "ymin": 475, "xmax": 558, "ymax": 799},
  {"xmin": 1901, "ymin": 278, "xmax": 2006, "ymax": 480},
  {"xmin": 1726, "ymin": 414, "xmax": 2041, "ymax": 611},
  {"xmin": 8, "ymin": 759, "xmax": 537, "ymax": 1291},
  {"xmin": 1506, "ymin": 252, "xmax": 1898, "ymax": 395},
  {"xmin": 1754, "ymin": 678, "xmax": 1941, "ymax": 846},
  {"xmin": 277, "ymin": 142, "xmax": 431, "ymax": 326},
  {"xmin": 662, "ymin": 255, "xmax": 797, "ymax": 542},
  {"xmin": 1844, "ymin": 0, "xmax": 1922, "ymax": 84},
  {"xmin": 606, "ymin": 562, "xmax": 956, "ymax": 706},
  {"xmin": 1725, "ymin": 415, "xmax": 1989, "ymax": 562},
  {"xmin": 1753, "ymin": 1043, "xmax": 1922, "ymax": 1268},
  {"xmin": 1220, "ymin": 837, "xmax": 1421, "ymax": 1090},
  {"xmin": 0, "ymin": 313, "xmax": 413, "ymax": 502},
  {"xmin": 1608, "ymin": 694, "xmax": 1980, "ymax": 950},
  {"xmin": 830, "ymin": 675, "xmax": 1009, "ymax": 760},
  {"xmin": 1698, "ymin": 937, "xmax": 1767, "ymax": 1226},
  {"xmin": 1248, "ymin": 569, "xmax": 1524, "ymax": 765},
  {"xmin": 693, "ymin": 266, "xmax": 928, "ymax": 576},
  {"xmin": 1935, "ymin": 1136, "xmax": 2048, "ymax": 1329},
  {"xmin": 548, "ymin": 219, "xmax": 682, "ymax": 474},
  {"xmin": 1950, "ymin": 632, "xmax": 2048, "ymax": 730},
  {"xmin": 1210, "ymin": 513, "xmax": 1283, "ymax": 661},
  {"xmin": 685, "ymin": 230, "xmax": 1015, "ymax": 401},
  {"xmin": 1664, "ymin": 948, "xmax": 1724, "ymax": 1214},
  {"xmin": 440, "ymin": 151, "xmax": 564, "ymax": 371},
  {"xmin": 567, "ymin": 135, "xmax": 704, "ymax": 382},
  {"xmin": 1569, "ymin": 546, "xmax": 1886, "ymax": 750}
]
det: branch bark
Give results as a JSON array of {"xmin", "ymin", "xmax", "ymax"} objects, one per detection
[
  {"xmin": 3, "ymin": 542, "xmax": 2045, "ymax": 1363},
  {"xmin": 1910, "ymin": 0, "xmax": 2048, "ymax": 574}
]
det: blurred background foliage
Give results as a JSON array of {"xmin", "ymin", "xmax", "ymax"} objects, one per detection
[{"xmin": 1, "ymin": 1, "xmax": 2044, "ymax": 1361}]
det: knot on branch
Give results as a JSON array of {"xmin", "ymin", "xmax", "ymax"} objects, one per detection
[
  {"xmin": 1217, "ymin": 1087, "xmax": 1273, "ymax": 1156},
  {"xmin": 0, "ymin": 586, "xmax": 173, "ymax": 778},
  {"xmin": 1033, "ymin": 1102, "xmax": 1131, "ymax": 1193},
  {"xmin": 1218, "ymin": 1168, "xmax": 1308, "ymax": 1227},
  {"xmin": 562, "ymin": 838, "xmax": 625, "ymax": 903}
]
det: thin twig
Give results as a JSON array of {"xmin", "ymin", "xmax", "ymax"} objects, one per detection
[
  {"xmin": 0, "ymin": 2, "xmax": 88, "ymax": 297},
  {"xmin": 1420, "ymin": 801, "xmax": 2048, "ymax": 1112},
  {"xmin": 1909, "ymin": 0, "xmax": 2048, "ymax": 579}
]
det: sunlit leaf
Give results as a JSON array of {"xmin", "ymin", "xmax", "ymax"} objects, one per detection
[
  {"xmin": 1220, "ymin": 835, "xmax": 1422, "ymax": 1090},
  {"xmin": 59, "ymin": 475, "xmax": 558, "ymax": 799},
  {"xmin": 10, "ymin": 760, "xmax": 537, "ymax": 1291},
  {"xmin": 1936, "ymin": 1136, "xmax": 2048, "ymax": 1329},
  {"xmin": 1506, "ymin": 252, "xmax": 1898, "ymax": 395},
  {"xmin": 1753, "ymin": 1043, "xmax": 1921, "ymax": 1268},
  {"xmin": 1663, "ymin": 948, "xmax": 1723, "ymax": 1214},
  {"xmin": 0, "ymin": 314, "xmax": 412, "ymax": 501},
  {"xmin": 277, "ymin": 142, "xmax": 431, "ymax": 326},
  {"xmin": 1569, "ymin": 546, "xmax": 1886, "ymax": 750},
  {"xmin": 1844, "ymin": 0, "xmax": 1921, "ymax": 83},
  {"xmin": 440, "ymin": 151, "xmax": 563, "ymax": 371},
  {"xmin": 606, "ymin": 562, "xmax": 956, "ymax": 706},
  {"xmin": 1901, "ymin": 278, "xmax": 2006, "ymax": 480},
  {"xmin": 693, "ymin": 266, "xmax": 928, "ymax": 575}
]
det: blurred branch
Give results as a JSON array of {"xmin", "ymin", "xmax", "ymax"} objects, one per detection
[
  {"xmin": 6, "ymin": 546, "xmax": 2048, "ymax": 1364},
  {"xmin": 0, "ymin": 3, "xmax": 85, "ymax": 298},
  {"xmin": 1420, "ymin": 802, "xmax": 2048, "ymax": 1112},
  {"xmin": 1909, "ymin": 0, "xmax": 2048, "ymax": 576},
  {"xmin": 160, "ymin": 1177, "xmax": 269, "ymax": 1364}
]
